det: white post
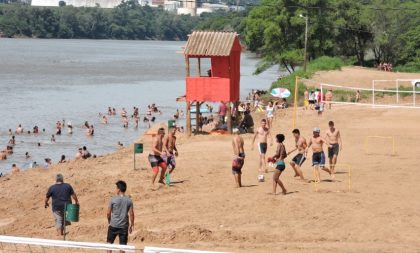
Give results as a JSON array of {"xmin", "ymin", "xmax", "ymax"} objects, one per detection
[
  {"xmin": 413, "ymin": 83, "xmax": 416, "ymax": 106},
  {"xmin": 396, "ymin": 80, "xmax": 399, "ymax": 104},
  {"xmin": 372, "ymin": 80, "xmax": 375, "ymax": 107}
]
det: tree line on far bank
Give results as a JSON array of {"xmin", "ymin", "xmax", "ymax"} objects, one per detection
[
  {"xmin": 1, "ymin": 0, "xmax": 419, "ymax": 73},
  {"xmin": 198, "ymin": 0, "xmax": 420, "ymax": 73},
  {"xmin": 0, "ymin": 1, "xmax": 199, "ymax": 40}
]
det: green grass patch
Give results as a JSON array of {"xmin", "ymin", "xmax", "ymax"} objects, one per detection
[
  {"xmin": 394, "ymin": 61, "xmax": 420, "ymax": 73},
  {"xmin": 268, "ymin": 56, "xmax": 345, "ymax": 105}
]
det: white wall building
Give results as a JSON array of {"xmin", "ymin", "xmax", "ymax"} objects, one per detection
[{"xmin": 31, "ymin": 0, "xmax": 123, "ymax": 8}]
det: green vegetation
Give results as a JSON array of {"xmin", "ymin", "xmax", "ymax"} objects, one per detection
[
  {"xmin": 0, "ymin": 1, "xmax": 199, "ymax": 40},
  {"xmin": 244, "ymin": 0, "xmax": 420, "ymax": 73},
  {"xmin": 268, "ymin": 56, "xmax": 343, "ymax": 103}
]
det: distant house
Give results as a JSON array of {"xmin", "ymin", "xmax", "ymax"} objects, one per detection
[{"xmin": 31, "ymin": 0, "xmax": 123, "ymax": 8}]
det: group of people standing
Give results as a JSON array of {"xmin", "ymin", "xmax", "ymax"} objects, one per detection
[{"xmin": 232, "ymin": 118, "xmax": 342, "ymax": 195}]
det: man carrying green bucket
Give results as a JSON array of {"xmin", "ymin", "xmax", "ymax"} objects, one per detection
[{"xmin": 45, "ymin": 174, "xmax": 79, "ymax": 237}]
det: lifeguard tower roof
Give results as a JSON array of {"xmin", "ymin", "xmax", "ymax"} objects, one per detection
[{"xmin": 184, "ymin": 31, "xmax": 239, "ymax": 57}]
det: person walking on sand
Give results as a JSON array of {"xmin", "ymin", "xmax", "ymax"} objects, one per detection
[
  {"xmin": 325, "ymin": 121, "xmax": 342, "ymax": 175},
  {"xmin": 232, "ymin": 129, "xmax": 245, "ymax": 188},
  {"xmin": 306, "ymin": 128, "xmax": 332, "ymax": 183},
  {"xmin": 252, "ymin": 119, "xmax": 273, "ymax": 178},
  {"xmin": 218, "ymin": 102, "xmax": 227, "ymax": 125},
  {"xmin": 106, "ymin": 180, "xmax": 134, "ymax": 253},
  {"xmin": 148, "ymin": 128, "xmax": 167, "ymax": 188},
  {"xmin": 45, "ymin": 174, "xmax": 79, "ymax": 237},
  {"xmin": 266, "ymin": 101, "xmax": 275, "ymax": 129},
  {"xmin": 325, "ymin": 90, "xmax": 333, "ymax": 109},
  {"xmin": 288, "ymin": 129, "xmax": 307, "ymax": 180},
  {"xmin": 163, "ymin": 127, "xmax": 178, "ymax": 175},
  {"xmin": 271, "ymin": 134, "xmax": 287, "ymax": 195}
]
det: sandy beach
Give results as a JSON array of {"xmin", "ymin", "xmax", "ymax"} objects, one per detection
[{"xmin": 1, "ymin": 67, "xmax": 420, "ymax": 252}]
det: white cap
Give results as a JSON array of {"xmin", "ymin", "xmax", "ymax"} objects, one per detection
[{"xmin": 313, "ymin": 127, "xmax": 320, "ymax": 133}]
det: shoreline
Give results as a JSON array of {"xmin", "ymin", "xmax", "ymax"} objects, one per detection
[{"xmin": 2, "ymin": 105, "xmax": 420, "ymax": 252}]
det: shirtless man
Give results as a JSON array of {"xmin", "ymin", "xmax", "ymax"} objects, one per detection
[
  {"xmin": 148, "ymin": 128, "xmax": 167, "ymax": 188},
  {"xmin": 325, "ymin": 121, "xmax": 342, "ymax": 174},
  {"xmin": 8, "ymin": 136, "xmax": 16, "ymax": 146},
  {"xmin": 163, "ymin": 127, "xmax": 178, "ymax": 175},
  {"xmin": 287, "ymin": 129, "xmax": 307, "ymax": 180},
  {"xmin": 0, "ymin": 150, "xmax": 7, "ymax": 160},
  {"xmin": 75, "ymin": 148, "xmax": 83, "ymax": 159},
  {"xmin": 232, "ymin": 129, "xmax": 245, "ymax": 188},
  {"xmin": 102, "ymin": 115, "xmax": 108, "ymax": 124},
  {"xmin": 11, "ymin": 164, "xmax": 20, "ymax": 174},
  {"xmin": 121, "ymin": 108, "xmax": 127, "ymax": 118},
  {"xmin": 16, "ymin": 124, "xmax": 23, "ymax": 135},
  {"xmin": 252, "ymin": 119, "xmax": 273, "ymax": 177},
  {"xmin": 325, "ymin": 90, "xmax": 333, "ymax": 109},
  {"xmin": 306, "ymin": 128, "xmax": 332, "ymax": 182}
]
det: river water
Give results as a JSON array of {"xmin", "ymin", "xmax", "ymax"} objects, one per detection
[{"xmin": 0, "ymin": 39, "xmax": 279, "ymax": 174}]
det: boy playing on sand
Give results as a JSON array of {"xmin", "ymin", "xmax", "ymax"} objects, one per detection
[
  {"xmin": 163, "ymin": 127, "xmax": 178, "ymax": 175},
  {"xmin": 306, "ymin": 128, "xmax": 332, "ymax": 182},
  {"xmin": 232, "ymin": 129, "xmax": 245, "ymax": 188},
  {"xmin": 325, "ymin": 121, "xmax": 342, "ymax": 175},
  {"xmin": 107, "ymin": 180, "xmax": 134, "ymax": 252},
  {"xmin": 148, "ymin": 128, "xmax": 167, "ymax": 188},
  {"xmin": 288, "ymin": 129, "xmax": 307, "ymax": 180},
  {"xmin": 252, "ymin": 119, "xmax": 273, "ymax": 178},
  {"xmin": 271, "ymin": 134, "xmax": 287, "ymax": 195}
]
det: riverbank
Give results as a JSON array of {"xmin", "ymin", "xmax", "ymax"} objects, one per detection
[{"xmin": 1, "ymin": 102, "xmax": 420, "ymax": 252}]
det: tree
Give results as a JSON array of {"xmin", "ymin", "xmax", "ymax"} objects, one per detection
[{"xmin": 245, "ymin": 0, "xmax": 336, "ymax": 73}]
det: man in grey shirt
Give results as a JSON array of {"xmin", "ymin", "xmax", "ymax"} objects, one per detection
[{"xmin": 106, "ymin": 180, "xmax": 134, "ymax": 251}]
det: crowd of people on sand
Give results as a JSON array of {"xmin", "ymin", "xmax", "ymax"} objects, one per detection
[
  {"xmin": 376, "ymin": 62, "xmax": 393, "ymax": 72},
  {"xmin": 0, "ymin": 104, "xmax": 167, "ymax": 176}
]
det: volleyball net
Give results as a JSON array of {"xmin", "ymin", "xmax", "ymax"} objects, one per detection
[{"xmin": 296, "ymin": 78, "xmax": 420, "ymax": 109}]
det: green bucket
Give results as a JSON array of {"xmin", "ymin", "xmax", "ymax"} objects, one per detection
[
  {"xmin": 65, "ymin": 203, "xmax": 79, "ymax": 222},
  {"xmin": 168, "ymin": 120, "xmax": 176, "ymax": 128}
]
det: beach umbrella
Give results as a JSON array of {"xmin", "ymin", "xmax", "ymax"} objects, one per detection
[{"xmin": 271, "ymin": 88, "xmax": 291, "ymax": 98}]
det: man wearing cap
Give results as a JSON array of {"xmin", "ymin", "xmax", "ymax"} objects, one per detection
[
  {"xmin": 148, "ymin": 128, "xmax": 167, "ymax": 188},
  {"xmin": 45, "ymin": 174, "xmax": 79, "ymax": 236},
  {"xmin": 306, "ymin": 128, "xmax": 332, "ymax": 182}
]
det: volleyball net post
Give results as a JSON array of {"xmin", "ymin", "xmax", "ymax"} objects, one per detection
[{"xmin": 292, "ymin": 76, "xmax": 299, "ymax": 128}]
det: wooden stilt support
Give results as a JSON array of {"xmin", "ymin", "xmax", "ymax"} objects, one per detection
[
  {"xmin": 185, "ymin": 56, "xmax": 191, "ymax": 137},
  {"xmin": 226, "ymin": 102, "xmax": 232, "ymax": 134}
]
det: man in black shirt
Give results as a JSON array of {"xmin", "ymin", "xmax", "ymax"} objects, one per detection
[{"xmin": 45, "ymin": 174, "xmax": 79, "ymax": 236}]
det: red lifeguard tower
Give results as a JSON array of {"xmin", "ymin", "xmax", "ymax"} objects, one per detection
[{"xmin": 183, "ymin": 31, "xmax": 241, "ymax": 135}]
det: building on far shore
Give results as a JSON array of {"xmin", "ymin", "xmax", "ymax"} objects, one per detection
[{"xmin": 31, "ymin": 0, "xmax": 123, "ymax": 8}]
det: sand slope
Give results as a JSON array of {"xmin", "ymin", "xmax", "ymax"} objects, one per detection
[
  {"xmin": 1, "ymin": 68, "xmax": 420, "ymax": 252},
  {"xmin": 310, "ymin": 66, "xmax": 420, "ymax": 88}
]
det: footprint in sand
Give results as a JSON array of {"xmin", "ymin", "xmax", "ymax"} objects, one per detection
[{"xmin": 0, "ymin": 218, "xmax": 15, "ymax": 227}]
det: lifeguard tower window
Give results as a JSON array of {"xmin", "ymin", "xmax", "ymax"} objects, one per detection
[{"xmin": 189, "ymin": 58, "xmax": 211, "ymax": 77}]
